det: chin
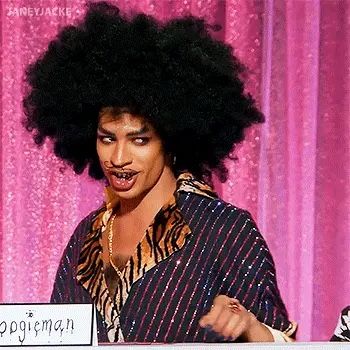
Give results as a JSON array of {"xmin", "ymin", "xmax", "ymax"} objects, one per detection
[
  {"xmin": 112, "ymin": 186, "xmax": 145, "ymax": 201},
  {"xmin": 112, "ymin": 187, "xmax": 136, "ymax": 198}
]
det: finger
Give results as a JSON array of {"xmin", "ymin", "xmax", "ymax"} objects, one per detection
[
  {"xmin": 211, "ymin": 309, "xmax": 239, "ymax": 335},
  {"xmin": 228, "ymin": 299, "xmax": 243, "ymax": 314},
  {"xmin": 213, "ymin": 295, "xmax": 239, "ymax": 308},
  {"xmin": 213, "ymin": 295, "xmax": 231, "ymax": 305},
  {"xmin": 221, "ymin": 314, "xmax": 248, "ymax": 340},
  {"xmin": 204, "ymin": 308, "xmax": 238, "ymax": 335},
  {"xmin": 229, "ymin": 298, "xmax": 240, "ymax": 303},
  {"xmin": 199, "ymin": 304, "xmax": 226, "ymax": 328},
  {"xmin": 199, "ymin": 296, "xmax": 241, "ymax": 328}
]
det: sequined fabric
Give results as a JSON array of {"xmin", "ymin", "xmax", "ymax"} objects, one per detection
[
  {"xmin": 51, "ymin": 173, "xmax": 295, "ymax": 342},
  {"xmin": 75, "ymin": 174, "xmax": 200, "ymax": 342}
]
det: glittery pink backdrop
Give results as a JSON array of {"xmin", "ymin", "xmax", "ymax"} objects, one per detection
[{"xmin": 1, "ymin": 0, "xmax": 349, "ymax": 342}]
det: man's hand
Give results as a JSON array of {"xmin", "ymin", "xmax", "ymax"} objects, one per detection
[{"xmin": 199, "ymin": 295, "xmax": 273, "ymax": 342}]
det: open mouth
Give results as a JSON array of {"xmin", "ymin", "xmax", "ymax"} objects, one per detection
[
  {"xmin": 112, "ymin": 171, "xmax": 138, "ymax": 180},
  {"xmin": 109, "ymin": 170, "xmax": 139, "ymax": 191}
]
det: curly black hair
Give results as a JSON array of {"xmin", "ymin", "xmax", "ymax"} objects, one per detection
[{"xmin": 23, "ymin": 1, "xmax": 264, "ymax": 182}]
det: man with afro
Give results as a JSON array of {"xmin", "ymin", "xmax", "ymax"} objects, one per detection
[{"xmin": 23, "ymin": 1, "xmax": 296, "ymax": 343}]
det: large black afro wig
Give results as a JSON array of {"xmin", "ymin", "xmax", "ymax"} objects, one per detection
[{"xmin": 23, "ymin": 1, "xmax": 264, "ymax": 182}]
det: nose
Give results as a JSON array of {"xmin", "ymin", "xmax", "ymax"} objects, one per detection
[{"xmin": 110, "ymin": 142, "xmax": 132, "ymax": 168}]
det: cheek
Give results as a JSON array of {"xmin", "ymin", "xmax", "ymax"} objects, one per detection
[
  {"xmin": 137, "ymin": 143, "xmax": 164, "ymax": 163},
  {"xmin": 150, "ymin": 149, "xmax": 166, "ymax": 168},
  {"xmin": 139, "ymin": 148, "xmax": 166, "ymax": 174},
  {"xmin": 96, "ymin": 147, "xmax": 109, "ymax": 172},
  {"xmin": 96, "ymin": 144, "xmax": 109, "ymax": 161}
]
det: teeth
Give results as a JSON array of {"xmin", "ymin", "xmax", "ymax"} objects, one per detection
[{"xmin": 115, "ymin": 172, "xmax": 134, "ymax": 179}]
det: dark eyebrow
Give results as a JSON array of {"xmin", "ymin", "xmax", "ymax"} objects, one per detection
[
  {"xmin": 126, "ymin": 125, "xmax": 150, "ymax": 137},
  {"xmin": 97, "ymin": 126, "xmax": 114, "ymax": 135},
  {"xmin": 97, "ymin": 125, "xmax": 150, "ymax": 136}
]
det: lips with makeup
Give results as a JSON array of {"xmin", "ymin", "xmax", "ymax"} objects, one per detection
[{"xmin": 109, "ymin": 170, "xmax": 139, "ymax": 191}]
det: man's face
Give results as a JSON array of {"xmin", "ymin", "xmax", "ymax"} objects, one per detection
[{"xmin": 97, "ymin": 111, "xmax": 169, "ymax": 202}]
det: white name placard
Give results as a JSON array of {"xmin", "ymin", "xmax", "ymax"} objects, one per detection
[{"xmin": 0, "ymin": 303, "xmax": 96, "ymax": 347}]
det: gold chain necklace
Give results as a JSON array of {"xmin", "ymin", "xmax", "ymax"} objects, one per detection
[{"xmin": 108, "ymin": 213, "xmax": 124, "ymax": 280}]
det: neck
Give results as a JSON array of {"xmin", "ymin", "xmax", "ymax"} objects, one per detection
[{"xmin": 117, "ymin": 167, "xmax": 177, "ymax": 220}]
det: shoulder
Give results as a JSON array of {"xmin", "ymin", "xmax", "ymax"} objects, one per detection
[
  {"xmin": 177, "ymin": 190, "xmax": 240, "ymax": 213},
  {"xmin": 177, "ymin": 191, "xmax": 257, "ymax": 234},
  {"xmin": 177, "ymin": 191, "xmax": 273, "ymax": 259}
]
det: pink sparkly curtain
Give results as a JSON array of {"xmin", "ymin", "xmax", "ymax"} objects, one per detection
[{"xmin": 1, "ymin": 0, "xmax": 349, "ymax": 342}]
